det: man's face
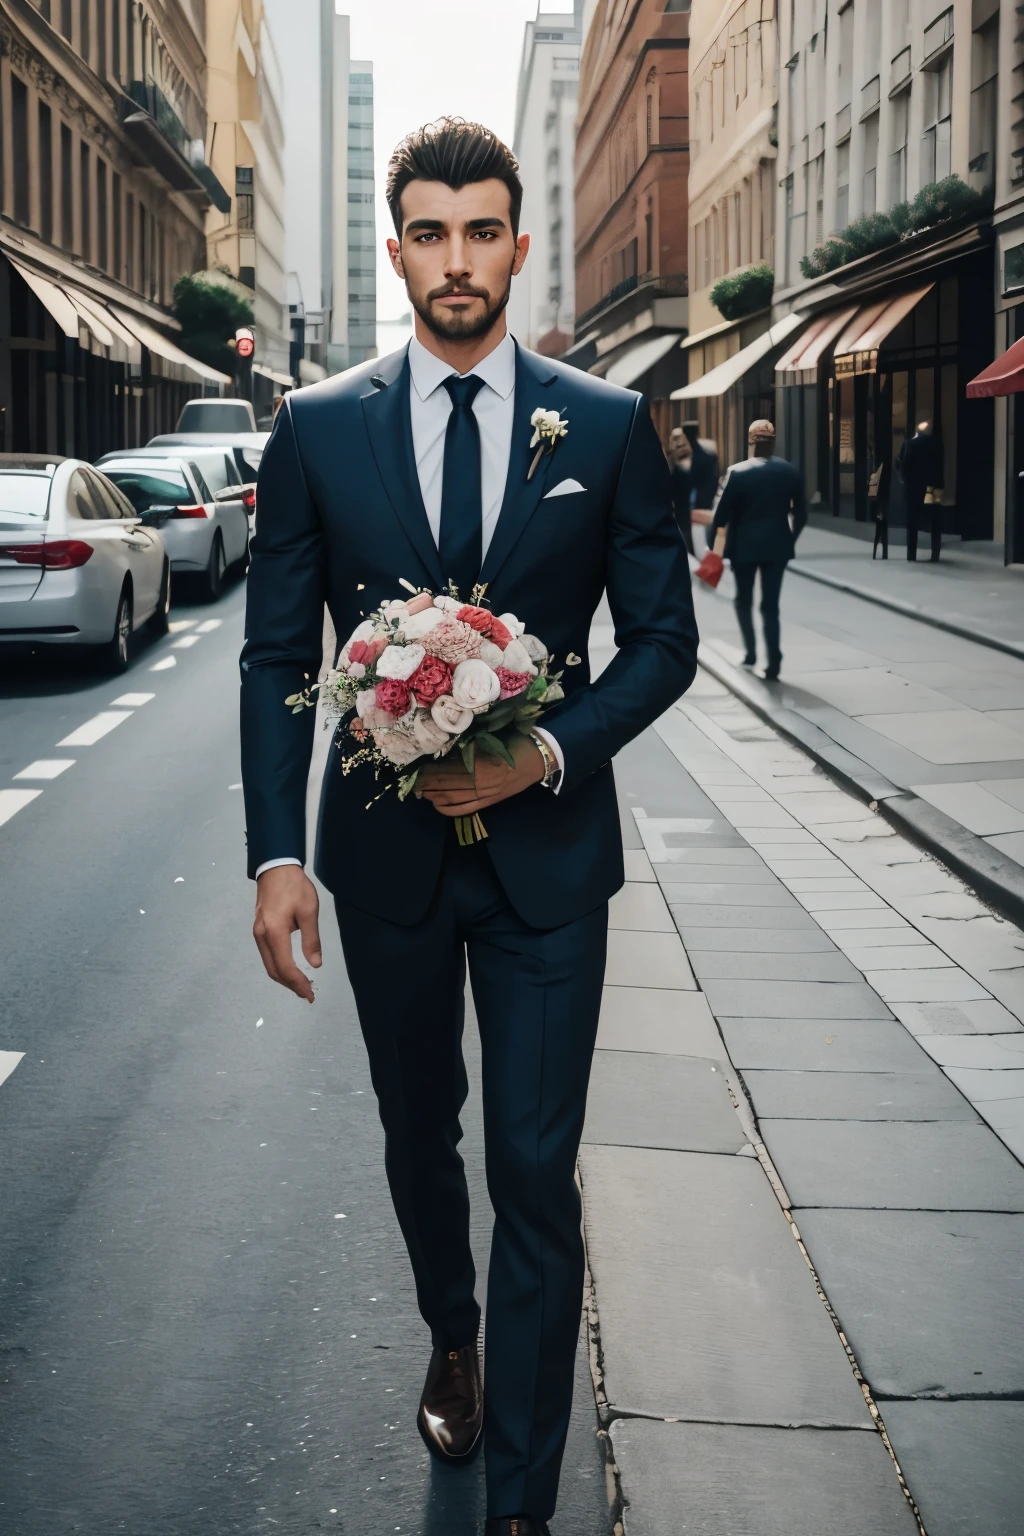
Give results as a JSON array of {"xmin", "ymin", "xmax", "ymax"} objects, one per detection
[
  {"xmin": 669, "ymin": 429, "xmax": 686, "ymax": 462},
  {"xmin": 387, "ymin": 178, "xmax": 529, "ymax": 343}
]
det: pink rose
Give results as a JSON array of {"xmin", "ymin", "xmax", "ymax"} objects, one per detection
[
  {"xmin": 455, "ymin": 605, "xmax": 513, "ymax": 650},
  {"xmin": 348, "ymin": 635, "xmax": 388, "ymax": 669},
  {"xmin": 494, "ymin": 667, "xmax": 532, "ymax": 700},
  {"xmin": 409, "ymin": 653, "xmax": 453, "ymax": 707},
  {"xmin": 375, "ymin": 677, "xmax": 412, "ymax": 717},
  {"xmin": 355, "ymin": 691, "xmax": 393, "ymax": 729},
  {"xmin": 405, "ymin": 591, "xmax": 435, "ymax": 615},
  {"xmin": 421, "ymin": 617, "xmax": 484, "ymax": 665},
  {"xmin": 486, "ymin": 616, "xmax": 514, "ymax": 649}
]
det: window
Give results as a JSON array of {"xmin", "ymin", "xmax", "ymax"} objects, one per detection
[
  {"xmin": 646, "ymin": 94, "xmax": 653, "ymax": 147},
  {"xmin": 80, "ymin": 141, "xmax": 90, "ymax": 260},
  {"xmin": 836, "ymin": 139, "xmax": 850, "ymax": 228},
  {"xmin": 60, "ymin": 124, "xmax": 73, "ymax": 250},
  {"xmin": 970, "ymin": 17, "xmax": 998, "ymax": 189},
  {"xmin": 891, "ymin": 90, "xmax": 909, "ymax": 203},
  {"xmin": 922, "ymin": 57, "xmax": 953, "ymax": 185},
  {"xmin": 80, "ymin": 0, "xmax": 90, "ymax": 62},
  {"xmin": 39, "ymin": 103, "xmax": 53, "ymax": 244},
  {"xmin": 12, "ymin": 76, "xmax": 29, "ymax": 227},
  {"xmin": 923, "ymin": 7, "xmax": 954, "ymax": 62},
  {"xmin": 837, "ymin": 4, "xmax": 854, "ymax": 108},
  {"xmin": 139, "ymin": 202, "xmax": 147, "ymax": 293},
  {"xmin": 112, "ymin": 172, "xmax": 122, "ymax": 279},
  {"xmin": 645, "ymin": 208, "xmax": 654, "ymax": 273},
  {"xmin": 813, "ymin": 153, "xmax": 825, "ymax": 247},
  {"xmin": 97, "ymin": 0, "xmax": 106, "ymax": 77},
  {"xmin": 61, "ymin": 0, "xmax": 72, "ymax": 40},
  {"xmin": 863, "ymin": 113, "xmax": 879, "ymax": 214},
  {"xmin": 112, "ymin": 0, "xmax": 121, "ymax": 79},
  {"xmin": 126, "ymin": 193, "xmax": 134, "ymax": 287},
  {"xmin": 237, "ymin": 192, "xmax": 255, "ymax": 231},
  {"xmin": 96, "ymin": 159, "xmax": 108, "ymax": 270},
  {"xmin": 891, "ymin": 0, "xmax": 909, "ymax": 50},
  {"xmin": 784, "ymin": 173, "xmax": 794, "ymax": 283},
  {"xmin": 100, "ymin": 466, "xmax": 190, "ymax": 513}
]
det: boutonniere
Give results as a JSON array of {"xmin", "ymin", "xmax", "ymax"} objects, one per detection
[{"xmin": 527, "ymin": 407, "xmax": 568, "ymax": 480}]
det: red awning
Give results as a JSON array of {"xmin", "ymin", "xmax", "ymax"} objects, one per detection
[{"xmin": 966, "ymin": 336, "xmax": 1024, "ymax": 398}]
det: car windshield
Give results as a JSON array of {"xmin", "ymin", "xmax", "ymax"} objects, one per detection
[
  {"xmin": 0, "ymin": 470, "xmax": 53, "ymax": 526},
  {"xmin": 101, "ymin": 466, "xmax": 191, "ymax": 511}
]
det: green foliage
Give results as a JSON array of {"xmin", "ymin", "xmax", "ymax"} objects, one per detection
[
  {"xmin": 171, "ymin": 274, "xmax": 254, "ymax": 375},
  {"xmin": 709, "ymin": 265, "xmax": 776, "ymax": 321},
  {"xmin": 799, "ymin": 176, "xmax": 989, "ymax": 280}
]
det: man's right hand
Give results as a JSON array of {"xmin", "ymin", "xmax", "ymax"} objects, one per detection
[{"xmin": 253, "ymin": 865, "xmax": 322, "ymax": 1003}]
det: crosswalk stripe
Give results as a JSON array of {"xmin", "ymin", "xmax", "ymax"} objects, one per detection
[
  {"xmin": 150, "ymin": 655, "xmax": 176, "ymax": 671},
  {"xmin": 13, "ymin": 760, "xmax": 75, "ymax": 780},
  {"xmin": 111, "ymin": 692, "xmax": 155, "ymax": 707},
  {"xmin": 0, "ymin": 1051, "xmax": 25, "ymax": 1089},
  {"xmin": 57, "ymin": 710, "xmax": 133, "ymax": 746},
  {"xmin": 172, "ymin": 635, "xmax": 200, "ymax": 649},
  {"xmin": 0, "ymin": 789, "xmax": 42, "ymax": 827}
]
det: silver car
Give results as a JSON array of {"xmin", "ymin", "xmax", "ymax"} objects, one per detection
[
  {"xmin": 0, "ymin": 454, "xmax": 170, "ymax": 672},
  {"xmin": 146, "ymin": 431, "xmax": 268, "ymax": 489},
  {"xmin": 95, "ymin": 449, "xmax": 251, "ymax": 602}
]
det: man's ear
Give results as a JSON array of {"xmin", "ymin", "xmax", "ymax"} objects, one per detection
[
  {"xmin": 512, "ymin": 231, "xmax": 530, "ymax": 277},
  {"xmin": 387, "ymin": 236, "xmax": 405, "ymax": 279}
]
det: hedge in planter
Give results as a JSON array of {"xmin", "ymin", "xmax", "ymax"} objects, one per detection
[
  {"xmin": 710, "ymin": 265, "xmax": 775, "ymax": 321},
  {"xmin": 799, "ymin": 176, "xmax": 988, "ymax": 280}
]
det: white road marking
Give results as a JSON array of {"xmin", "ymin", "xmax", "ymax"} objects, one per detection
[
  {"xmin": 111, "ymin": 692, "xmax": 155, "ymax": 707},
  {"xmin": 172, "ymin": 635, "xmax": 200, "ymax": 649},
  {"xmin": 57, "ymin": 711, "xmax": 133, "ymax": 747},
  {"xmin": 0, "ymin": 1051, "xmax": 25, "ymax": 1089},
  {"xmin": 14, "ymin": 760, "xmax": 75, "ymax": 780},
  {"xmin": 168, "ymin": 619, "xmax": 196, "ymax": 633},
  {"xmin": 196, "ymin": 618, "xmax": 222, "ymax": 633},
  {"xmin": 0, "ymin": 789, "xmax": 42, "ymax": 827}
]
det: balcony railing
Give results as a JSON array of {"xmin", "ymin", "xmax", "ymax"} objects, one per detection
[
  {"xmin": 575, "ymin": 272, "xmax": 688, "ymax": 333},
  {"xmin": 123, "ymin": 81, "xmax": 231, "ymax": 213}
]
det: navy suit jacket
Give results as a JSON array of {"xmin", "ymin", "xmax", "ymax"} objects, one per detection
[
  {"xmin": 711, "ymin": 454, "xmax": 807, "ymax": 566},
  {"xmin": 240, "ymin": 341, "xmax": 698, "ymax": 928}
]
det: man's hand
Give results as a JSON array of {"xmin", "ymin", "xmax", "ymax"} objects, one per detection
[
  {"xmin": 416, "ymin": 733, "xmax": 545, "ymax": 817},
  {"xmin": 253, "ymin": 865, "xmax": 322, "ymax": 1003}
]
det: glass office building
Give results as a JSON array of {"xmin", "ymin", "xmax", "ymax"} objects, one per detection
[{"xmin": 347, "ymin": 66, "xmax": 377, "ymax": 366}]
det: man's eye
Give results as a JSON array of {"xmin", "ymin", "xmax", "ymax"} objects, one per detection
[
  {"xmin": 472, "ymin": 231, "xmax": 497, "ymax": 240},
  {"xmin": 415, "ymin": 233, "xmax": 440, "ymax": 243}
]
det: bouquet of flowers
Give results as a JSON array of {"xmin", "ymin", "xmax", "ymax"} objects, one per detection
[{"xmin": 287, "ymin": 582, "xmax": 564, "ymax": 845}]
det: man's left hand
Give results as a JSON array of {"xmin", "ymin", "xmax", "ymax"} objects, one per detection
[{"xmin": 416, "ymin": 733, "xmax": 545, "ymax": 817}]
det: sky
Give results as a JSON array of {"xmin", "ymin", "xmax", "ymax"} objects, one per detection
[{"xmin": 339, "ymin": 0, "xmax": 561, "ymax": 327}]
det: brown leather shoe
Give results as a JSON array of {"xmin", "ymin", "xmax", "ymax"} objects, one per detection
[
  {"xmin": 417, "ymin": 1343, "xmax": 483, "ymax": 1464},
  {"xmin": 484, "ymin": 1519, "xmax": 550, "ymax": 1535}
]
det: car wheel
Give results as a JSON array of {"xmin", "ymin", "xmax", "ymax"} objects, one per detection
[
  {"xmin": 149, "ymin": 560, "xmax": 171, "ymax": 636},
  {"xmin": 103, "ymin": 585, "xmax": 132, "ymax": 674},
  {"xmin": 203, "ymin": 531, "xmax": 226, "ymax": 602}
]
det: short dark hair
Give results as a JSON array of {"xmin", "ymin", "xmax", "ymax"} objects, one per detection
[{"xmin": 386, "ymin": 117, "xmax": 523, "ymax": 238}]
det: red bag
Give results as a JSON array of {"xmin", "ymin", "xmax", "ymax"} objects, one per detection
[{"xmin": 695, "ymin": 550, "xmax": 724, "ymax": 588}]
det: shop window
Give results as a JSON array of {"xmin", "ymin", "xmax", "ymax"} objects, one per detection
[
  {"xmin": 941, "ymin": 364, "xmax": 957, "ymax": 504},
  {"xmin": 1005, "ymin": 241, "xmax": 1024, "ymax": 292},
  {"xmin": 939, "ymin": 278, "xmax": 957, "ymax": 345},
  {"xmin": 922, "ymin": 57, "xmax": 953, "ymax": 186},
  {"xmin": 915, "ymin": 286, "xmax": 938, "ymax": 349}
]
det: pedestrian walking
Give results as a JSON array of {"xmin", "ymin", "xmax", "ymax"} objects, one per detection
[
  {"xmin": 241, "ymin": 117, "xmax": 697, "ymax": 1536},
  {"xmin": 896, "ymin": 418, "xmax": 944, "ymax": 561},
  {"xmin": 710, "ymin": 418, "xmax": 806, "ymax": 681},
  {"xmin": 668, "ymin": 424, "xmax": 694, "ymax": 554},
  {"xmin": 682, "ymin": 420, "xmax": 720, "ymax": 526}
]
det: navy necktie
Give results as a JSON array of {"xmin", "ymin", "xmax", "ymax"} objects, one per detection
[{"xmin": 439, "ymin": 373, "xmax": 486, "ymax": 600}]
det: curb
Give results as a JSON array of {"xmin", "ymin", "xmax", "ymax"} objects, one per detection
[
  {"xmin": 788, "ymin": 559, "xmax": 1024, "ymax": 664},
  {"xmin": 696, "ymin": 644, "xmax": 1024, "ymax": 932}
]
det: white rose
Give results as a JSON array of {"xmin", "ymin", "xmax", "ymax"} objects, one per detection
[
  {"xmin": 431, "ymin": 695, "xmax": 475, "ymax": 735},
  {"xmin": 380, "ymin": 599, "xmax": 409, "ymax": 622},
  {"xmin": 500, "ymin": 638, "xmax": 539, "ymax": 677},
  {"xmin": 356, "ymin": 690, "xmax": 392, "ymax": 729},
  {"xmin": 400, "ymin": 607, "xmax": 445, "ymax": 641},
  {"xmin": 497, "ymin": 612, "xmax": 526, "ymax": 639},
  {"xmin": 433, "ymin": 595, "xmax": 462, "ymax": 612},
  {"xmin": 520, "ymin": 633, "xmax": 549, "ymax": 663},
  {"xmin": 451, "ymin": 658, "xmax": 502, "ymax": 713},
  {"xmin": 478, "ymin": 638, "xmax": 505, "ymax": 668},
  {"xmin": 373, "ymin": 728, "xmax": 423, "ymax": 766},
  {"xmin": 409, "ymin": 707, "xmax": 451, "ymax": 755},
  {"xmin": 346, "ymin": 661, "xmax": 366, "ymax": 681},
  {"xmin": 375, "ymin": 642, "xmax": 425, "ymax": 681}
]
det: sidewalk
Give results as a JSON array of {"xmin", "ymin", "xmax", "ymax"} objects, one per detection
[
  {"xmin": 691, "ymin": 539, "xmax": 1024, "ymax": 927},
  {"xmin": 590, "ymin": 661, "xmax": 1024, "ymax": 1535}
]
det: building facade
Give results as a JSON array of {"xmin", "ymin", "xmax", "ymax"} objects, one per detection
[
  {"xmin": 508, "ymin": 2, "xmax": 583, "ymax": 356},
  {"xmin": 204, "ymin": 0, "xmax": 291, "ymax": 420},
  {"xmin": 0, "ymin": 0, "xmax": 230, "ymax": 458},
  {"xmin": 678, "ymin": 0, "xmax": 779, "ymax": 467},
  {"xmin": 345, "ymin": 59, "xmax": 376, "ymax": 370},
  {"xmin": 770, "ymin": 0, "xmax": 996, "ymax": 549},
  {"xmin": 572, "ymin": 0, "xmax": 691, "ymax": 440}
]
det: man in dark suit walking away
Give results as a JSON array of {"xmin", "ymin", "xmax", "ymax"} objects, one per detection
[
  {"xmin": 897, "ymin": 419, "xmax": 944, "ymax": 562},
  {"xmin": 710, "ymin": 418, "xmax": 806, "ymax": 681},
  {"xmin": 240, "ymin": 118, "xmax": 697, "ymax": 1536}
]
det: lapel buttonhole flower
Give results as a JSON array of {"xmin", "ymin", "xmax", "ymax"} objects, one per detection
[{"xmin": 528, "ymin": 407, "xmax": 568, "ymax": 480}]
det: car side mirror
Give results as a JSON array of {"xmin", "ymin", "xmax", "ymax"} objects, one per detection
[{"xmin": 139, "ymin": 505, "xmax": 174, "ymax": 527}]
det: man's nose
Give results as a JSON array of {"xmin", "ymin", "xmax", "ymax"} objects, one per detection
[{"xmin": 444, "ymin": 236, "xmax": 472, "ymax": 280}]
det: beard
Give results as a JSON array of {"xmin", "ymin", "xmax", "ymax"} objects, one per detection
[{"xmin": 409, "ymin": 269, "xmax": 513, "ymax": 342}]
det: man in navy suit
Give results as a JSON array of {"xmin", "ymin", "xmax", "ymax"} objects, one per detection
[{"xmin": 240, "ymin": 118, "xmax": 697, "ymax": 1535}]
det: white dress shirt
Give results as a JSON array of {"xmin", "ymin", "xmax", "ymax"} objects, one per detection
[{"xmin": 256, "ymin": 331, "xmax": 562, "ymax": 879}]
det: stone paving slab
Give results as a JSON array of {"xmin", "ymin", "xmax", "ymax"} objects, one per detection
[
  {"xmin": 891, "ymin": 998, "xmax": 1024, "ymax": 1036},
  {"xmin": 663, "ymin": 882, "xmax": 804, "ymax": 908},
  {"xmin": 796, "ymin": 1210, "xmax": 1024, "ymax": 1397},
  {"xmin": 579, "ymin": 1144, "xmax": 871, "ymax": 1425},
  {"xmin": 610, "ymin": 1419, "xmax": 918, "ymax": 1536},
  {"xmin": 938, "ymin": 1066, "xmax": 1024, "ymax": 1160},
  {"xmin": 605, "ymin": 929, "xmax": 696, "ymax": 989},
  {"xmin": 584, "ymin": 1051, "xmax": 745, "ymax": 1155},
  {"xmin": 722, "ymin": 1017, "xmax": 933, "ymax": 1073},
  {"xmin": 744, "ymin": 1068, "xmax": 979, "ymax": 1122},
  {"xmin": 597, "ymin": 987, "xmax": 726, "ymax": 1060},
  {"xmin": 670, "ymin": 902, "xmax": 824, "ymax": 929},
  {"xmin": 703, "ymin": 978, "xmax": 893, "ymax": 1020},
  {"xmin": 688, "ymin": 950, "xmax": 863, "ymax": 983},
  {"xmin": 679, "ymin": 925, "xmax": 838, "ymax": 952},
  {"xmin": 917, "ymin": 1034, "xmax": 1024, "ymax": 1068},
  {"xmin": 650, "ymin": 859, "xmax": 778, "ymax": 883},
  {"xmin": 608, "ymin": 882, "xmax": 675, "ymax": 932},
  {"xmin": 881, "ymin": 1402, "xmax": 1024, "ymax": 1536},
  {"xmin": 761, "ymin": 1120, "xmax": 1024, "ymax": 1210}
]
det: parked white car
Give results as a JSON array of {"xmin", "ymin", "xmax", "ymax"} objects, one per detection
[
  {"xmin": 0, "ymin": 455, "xmax": 170, "ymax": 672},
  {"xmin": 95, "ymin": 449, "xmax": 251, "ymax": 602},
  {"xmin": 176, "ymin": 398, "xmax": 257, "ymax": 433}
]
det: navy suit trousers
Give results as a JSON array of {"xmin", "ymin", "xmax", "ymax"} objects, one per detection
[{"xmin": 335, "ymin": 839, "xmax": 608, "ymax": 1521}]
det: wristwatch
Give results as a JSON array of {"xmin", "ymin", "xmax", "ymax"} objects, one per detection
[{"xmin": 529, "ymin": 730, "xmax": 560, "ymax": 790}]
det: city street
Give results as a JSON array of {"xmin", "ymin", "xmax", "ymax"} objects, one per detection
[{"xmin": 2, "ymin": 575, "xmax": 1022, "ymax": 1533}]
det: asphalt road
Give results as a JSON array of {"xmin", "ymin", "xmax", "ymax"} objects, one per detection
[{"xmin": 0, "ymin": 584, "xmax": 613, "ymax": 1536}]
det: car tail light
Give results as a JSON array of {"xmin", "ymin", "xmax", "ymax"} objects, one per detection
[
  {"xmin": 0, "ymin": 539, "xmax": 94, "ymax": 568},
  {"xmin": 171, "ymin": 504, "xmax": 208, "ymax": 519},
  {"xmin": 242, "ymin": 487, "xmax": 256, "ymax": 512}
]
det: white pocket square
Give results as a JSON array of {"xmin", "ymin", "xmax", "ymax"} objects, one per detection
[{"xmin": 543, "ymin": 478, "xmax": 586, "ymax": 498}]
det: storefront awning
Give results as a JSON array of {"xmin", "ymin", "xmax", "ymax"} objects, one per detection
[
  {"xmin": 110, "ymin": 306, "xmax": 232, "ymax": 385},
  {"xmin": 252, "ymin": 362, "xmax": 296, "ymax": 388},
  {"xmin": 603, "ymin": 331, "xmax": 683, "ymax": 388},
  {"xmin": 775, "ymin": 306, "xmax": 860, "ymax": 385},
  {"xmin": 833, "ymin": 285, "xmax": 933, "ymax": 376},
  {"xmin": 671, "ymin": 312, "xmax": 805, "ymax": 400},
  {"xmin": 8, "ymin": 257, "xmax": 81, "ymax": 340},
  {"xmin": 965, "ymin": 336, "xmax": 1024, "ymax": 398}
]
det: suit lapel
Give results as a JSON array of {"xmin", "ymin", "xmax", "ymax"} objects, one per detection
[
  {"xmin": 360, "ymin": 347, "xmax": 446, "ymax": 590},
  {"xmin": 479, "ymin": 344, "xmax": 560, "ymax": 589}
]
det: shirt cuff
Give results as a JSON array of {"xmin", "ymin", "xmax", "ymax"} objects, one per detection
[
  {"xmin": 255, "ymin": 857, "xmax": 303, "ymax": 879},
  {"xmin": 533, "ymin": 727, "xmax": 564, "ymax": 794}
]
